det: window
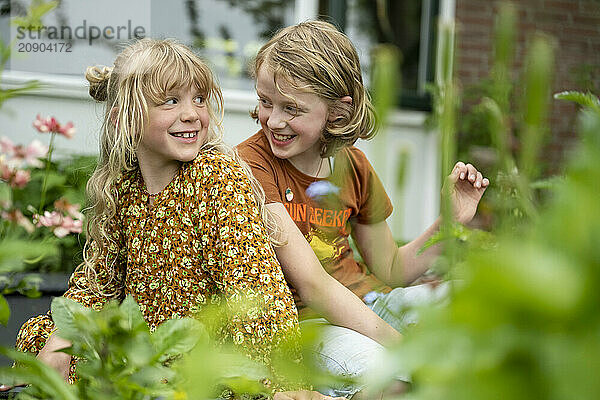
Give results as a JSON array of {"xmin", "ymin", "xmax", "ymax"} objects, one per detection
[
  {"xmin": 320, "ymin": 0, "xmax": 439, "ymax": 110},
  {"xmin": 2, "ymin": 0, "xmax": 438, "ymax": 108},
  {"xmin": 150, "ymin": 0, "xmax": 297, "ymax": 91},
  {"xmin": 0, "ymin": 0, "xmax": 298, "ymax": 90}
]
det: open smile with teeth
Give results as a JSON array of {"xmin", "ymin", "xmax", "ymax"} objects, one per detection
[
  {"xmin": 170, "ymin": 131, "xmax": 197, "ymax": 138},
  {"xmin": 272, "ymin": 132, "xmax": 296, "ymax": 142}
]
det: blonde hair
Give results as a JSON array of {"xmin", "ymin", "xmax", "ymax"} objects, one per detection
[
  {"xmin": 82, "ymin": 38, "xmax": 280, "ymax": 297},
  {"xmin": 251, "ymin": 20, "xmax": 377, "ymax": 157}
]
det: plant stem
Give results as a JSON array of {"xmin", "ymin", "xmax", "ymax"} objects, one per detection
[{"xmin": 38, "ymin": 131, "xmax": 56, "ymax": 214}]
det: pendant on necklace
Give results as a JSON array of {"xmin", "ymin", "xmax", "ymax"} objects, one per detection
[{"xmin": 285, "ymin": 188, "xmax": 294, "ymax": 202}]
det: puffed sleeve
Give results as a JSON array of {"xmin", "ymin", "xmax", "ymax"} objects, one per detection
[
  {"xmin": 15, "ymin": 213, "xmax": 127, "ymax": 357},
  {"xmin": 196, "ymin": 152, "xmax": 301, "ymax": 367},
  {"xmin": 62, "ymin": 227, "xmax": 127, "ymax": 309}
]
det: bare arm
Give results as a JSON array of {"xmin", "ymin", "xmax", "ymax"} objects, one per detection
[
  {"xmin": 352, "ymin": 218, "xmax": 442, "ymax": 287},
  {"xmin": 353, "ymin": 162, "xmax": 489, "ymax": 287},
  {"xmin": 268, "ymin": 203, "xmax": 401, "ymax": 346}
]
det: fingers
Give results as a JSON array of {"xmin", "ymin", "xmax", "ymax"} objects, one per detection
[
  {"xmin": 449, "ymin": 161, "xmax": 465, "ymax": 183},
  {"xmin": 451, "ymin": 161, "xmax": 490, "ymax": 189}
]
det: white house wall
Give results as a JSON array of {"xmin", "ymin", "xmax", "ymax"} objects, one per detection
[{"xmin": 0, "ymin": 71, "xmax": 440, "ymax": 241}]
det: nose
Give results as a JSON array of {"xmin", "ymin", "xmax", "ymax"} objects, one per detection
[
  {"xmin": 266, "ymin": 107, "xmax": 287, "ymax": 130},
  {"xmin": 180, "ymin": 101, "xmax": 199, "ymax": 123}
]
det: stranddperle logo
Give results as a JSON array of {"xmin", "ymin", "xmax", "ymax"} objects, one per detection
[{"xmin": 15, "ymin": 19, "xmax": 146, "ymax": 45}]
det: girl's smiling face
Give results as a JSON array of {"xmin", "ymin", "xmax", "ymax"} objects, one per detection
[
  {"xmin": 256, "ymin": 65, "xmax": 330, "ymax": 174},
  {"xmin": 137, "ymin": 85, "xmax": 210, "ymax": 170}
]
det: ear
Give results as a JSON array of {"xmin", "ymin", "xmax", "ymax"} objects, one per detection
[{"xmin": 328, "ymin": 96, "xmax": 353, "ymax": 122}]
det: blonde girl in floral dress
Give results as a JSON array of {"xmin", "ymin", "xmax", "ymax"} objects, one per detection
[{"xmin": 4, "ymin": 39, "xmax": 340, "ymax": 399}]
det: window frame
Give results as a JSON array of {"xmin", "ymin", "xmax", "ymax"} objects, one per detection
[{"xmin": 320, "ymin": 0, "xmax": 440, "ymax": 111}]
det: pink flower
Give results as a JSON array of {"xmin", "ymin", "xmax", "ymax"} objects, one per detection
[
  {"xmin": 33, "ymin": 115, "xmax": 76, "ymax": 139},
  {"xmin": 34, "ymin": 210, "xmax": 83, "ymax": 238},
  {"xmin": 12, "ymin": 169, "xmax": 30, "ymax": 188},
  {"xmin": 0, "ymin": 137, "xmax": 15, "ymax": 154},
  {"xmin": 19, "ymin": 140, "xmax": 48, "ymax": 167},
  {"xmin": 58, "ymin": 122, "xmax": 76, "ymax": 139},
  {"xmin": 36, "ymin": 210, "xmax": 63, "ymax": 227},
  {"xmin": 0, "ymin": 160, "xmax": 31, "ymax": 188},
  {"xmin": 54, "ymin": 197, "xmax": 84, "ymax": 220},
  {"xmin": 1, "ymin": 209, "xmax": 35, "ymax": 233},
  {"xmin": 0, "ymin": 136, "xmax": 48, "ymax": 168},
  {"xmin": 54, "ymin": 216, "xmax": 83, "ymax": 238},
  {"xmin": 0, "ymin": 161, "xmax": 12, "ymax": 181}
]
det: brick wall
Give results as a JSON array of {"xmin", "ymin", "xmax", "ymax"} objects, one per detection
[{"xmin": 455, "ymin": 0, "xmax": 600, "ymax": 173}]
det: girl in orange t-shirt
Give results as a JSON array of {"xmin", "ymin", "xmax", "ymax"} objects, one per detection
[{"xmin": 238, "ymin": 20, "xmax": 489, "ymax": 398}]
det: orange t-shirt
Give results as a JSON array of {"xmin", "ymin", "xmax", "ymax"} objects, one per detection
[{"xmin": 237, "ymin": 131, "xmax": 393, "ymax": 317}]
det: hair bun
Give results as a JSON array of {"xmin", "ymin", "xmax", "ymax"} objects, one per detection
[{"xmin": 85, "ymin": 65, "xmax": 112, "ymax": 101}]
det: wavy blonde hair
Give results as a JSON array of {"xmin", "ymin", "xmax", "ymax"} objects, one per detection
[
  {"xmin": 83, "ymin": 38, "xmax": 281, "ymax": 297},
  {"xmin": 251, "ymin": 20, "xmax": 378, "ymax": 157}
]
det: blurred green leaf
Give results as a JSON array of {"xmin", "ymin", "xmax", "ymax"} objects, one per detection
[
  {"xmin": 0, "ymin": 347, "xmax": 77, "ymax": 400},
  {"xmin": 119, "ymin": 294, "xmax": 146, "ymax": 331},
  {"xmin": 0, "ymin": 238, "xmax": 59, "ymax": 274},
  {"xmin": 519, "ymin": 34, "xmax": 554, "ymax": 180},
  {"xmin": 10, "ymin": 0, "xmax": 59, "ymax": 30},
  {"xmin": 51, "ymin": 296, "xmax": 90, "ymax": 341},
  {"xmin": 554, "ymin": 91, "xmax": 600, "ymax": 115},
  {"xmin": 372, "ymin": 44, "xmax": 402, "ymax": 128},
  {"xmin": 0, "ymin": 294, "xmax": 9, "ymax": 326},
  {"xmin": 151, "ymin": 317, "xmax": 205, "ymax": 362}
]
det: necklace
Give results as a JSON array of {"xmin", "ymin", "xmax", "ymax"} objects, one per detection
[
  {"xmin": 313, "ymin": 157, "xmax": 325, "ymax": 178},
  {"xmin": 285, "ymin": 157, "xmax": 331, "ymax": 202}
]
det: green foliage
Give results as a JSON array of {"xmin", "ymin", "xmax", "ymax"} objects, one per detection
[
  {"xmin": 1, "ymin": 295, "xmax": 206, "ymax": 399},
  {"xmin": 0, "ymin": 238, "xmax": 58, "ymax": 274},
  {"xmin": 365, "ymin": 2, "xmax": 600, "ymax": 396},
  {"xmin": 372, "ymin": 44, "xmax": 402, "ymax": 129},
  {"xmin": 0, "ymin": 294, "xmax": 8, "ymax": 326},
  {"xmin": 10, "ymin": 0, "xmax": 58, "ymax": 30},
  {"xmin": 0, "ymin": 0, "xmax": 71, "ymax": 326},
  {"xmin": 384, "ymin": 101, "xmax": 600, "ymax": 400},
  {"xmin": 0, "ymin": 294, "xmax": 343, "ymax": 399},
  {"xmin": 0, "ymin": 274, "xmax": 43, "ymax": 298},
  {"xmin": 3, "ymin": 154, "xmax": 96, "ymax": 274},
  {"xmin": 0, "ymin": 347, "xmax": 78, "ymax": 400},
  {"xmin": 554, "ymin": 91, "xmax": 600, "ymax": 114}
]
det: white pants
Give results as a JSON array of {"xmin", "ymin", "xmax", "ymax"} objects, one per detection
[{"xmin": 302, "ymin": 283, "xmax": 449, "ymax": 398}]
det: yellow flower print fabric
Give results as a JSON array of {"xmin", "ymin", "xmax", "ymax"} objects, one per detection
[{"xmin": 15, "ymin": 149, "xmax": 301, "ymax": 380}]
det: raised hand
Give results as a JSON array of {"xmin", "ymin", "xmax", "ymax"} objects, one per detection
[{"xmin": 445, "ymin": 161, "xmax": 490, "ymax": 224}]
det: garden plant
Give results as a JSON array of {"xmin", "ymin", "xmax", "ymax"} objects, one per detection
[{"xmin": 1, "ymin": 1, "xmax": 599, "ymax": 399}]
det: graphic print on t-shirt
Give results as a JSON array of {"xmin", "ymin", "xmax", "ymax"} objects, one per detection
[{"xmin": 306, "ymin": 227, "xmax": 347, "ymax": 264}]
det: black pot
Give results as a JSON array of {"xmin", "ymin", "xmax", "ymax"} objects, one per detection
[{"xmin": 0, "ymin": 273, "xmax": 69, "ymax": 367}]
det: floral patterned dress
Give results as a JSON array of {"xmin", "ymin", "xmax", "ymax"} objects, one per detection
[{"xmin": 15, "ymin": 149, "xmax": 300, "ymax": 383}]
